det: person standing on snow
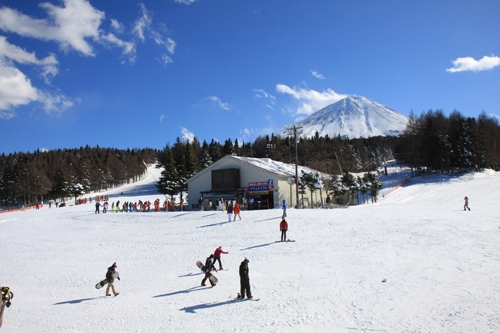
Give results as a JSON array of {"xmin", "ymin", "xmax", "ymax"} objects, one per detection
[
  {"xmin": 282, "ymin": 200, "xmax": 287, "ymax": 218},
  {"xmin": 201, "ymin": 254, "xmax": 217, "ymax": 287},
  {"xmin": 95, "ymin": 201, "xmax": 101, "ymax": 214},
  {"xmin": 233, "ymin": 202, "xmax": 242, "ymax": 221},
  {"xmin": 238, "ymin": 258, "xmax": 252, "ymax": 299},
  {"xmin": 213, "ymin": 246, "xmax": 228, "ymax": 270},
  {"xmin": 105, "ymin": 262, "xmax": 120, "ymax": 297},
  {"xmin": 227, "ymin": 202, "xmax": 233, "ymax": 222},
  {"xmin": 464, "ymin": 196, "xmax": 471, "ymax": 211},
  {"xmin": 280, "ymin": 218, "xmax": 288, "ymax": 242}
]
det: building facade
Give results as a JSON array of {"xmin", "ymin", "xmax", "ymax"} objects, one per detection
[{"xmin": 186, "ymin": 155, "xmax": 336, "ymax": 211}]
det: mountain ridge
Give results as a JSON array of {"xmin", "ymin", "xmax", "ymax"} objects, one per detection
[{"xmin": 298, "ymin": 96, "xmax": 408, "ymax": 139}]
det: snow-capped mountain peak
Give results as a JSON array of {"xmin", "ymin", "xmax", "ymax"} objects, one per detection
[{"xmin": 298, "ymin": 96, "xmax": 408, "ymax": 139}]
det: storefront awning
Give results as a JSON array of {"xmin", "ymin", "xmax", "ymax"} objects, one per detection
[{"xmin": 202, "ymin": 192, "xmax": 240, "ymax": 199}]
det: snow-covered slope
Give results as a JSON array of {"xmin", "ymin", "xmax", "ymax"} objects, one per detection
[
  {"xmin": 0, "ymin": 166, "xmax": 499, "ymax": 332},
  {"xmin": 299, "ymin": 96, "xmax": 408, "ymax": 139}
]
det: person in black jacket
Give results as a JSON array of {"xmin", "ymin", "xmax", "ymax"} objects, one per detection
[
  {"xmin": 238, "ymin": 258, "xmax": 252, "ymax": 299},
  {"xmin": 105, "ymin": 262, "xmax": 120, "ymax": 296},
  {"xmin": 201, "ymin": 254, "xmax": 217, "ymax": 287}
]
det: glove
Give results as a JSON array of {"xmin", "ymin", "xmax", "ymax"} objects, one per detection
[{"xmin": 117, "ymin": 277, "xmax": 121, "ymax": 281}]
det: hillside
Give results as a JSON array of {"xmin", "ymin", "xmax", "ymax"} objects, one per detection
[{"xmin": 0, "ymin": 165, "xmax": 499, "ymax": 332}]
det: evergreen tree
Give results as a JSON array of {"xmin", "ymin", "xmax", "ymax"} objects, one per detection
[{"xmin": 156, "ymin": 149, "xmax": 179, "ymax": 200}]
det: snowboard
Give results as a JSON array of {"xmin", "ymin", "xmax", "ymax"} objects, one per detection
[
  {"xmin": 95, "ymin": 272, "xmax": 119, "ymax": 289},
  {"xmin": 196, "ymin": 261, "xmax": 218, "ymax": 285},
  {"xmin": 236, "ymin": 293, "xmax": 260, "ymax": 301},
  {"xmin": 275, "ymin": 240, "xmax": 296, "ymax": 242}
]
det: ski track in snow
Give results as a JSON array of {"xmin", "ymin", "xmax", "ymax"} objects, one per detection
[{"xmin": 0, "ymin": 166, "xmax": 500, "ymax": 332}]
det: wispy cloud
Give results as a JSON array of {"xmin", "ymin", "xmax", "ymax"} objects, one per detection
[
  {"xmin": 160, "ymin": 114, "xmax": 165, "ymax": 122},
  {"xmin": 446, "ymin": 55, "xmax": 500, "ymax": 73},
  {"xmin": 311, "ymin": 70, "xmax": 325, "ymax": 79},
  {"xmin": 174, "ymin": 0, "xmax": 197, "ymax": 4},
  {"xmin": 276, "ymin": 84, "xmax": 347, "ymax": 116},
  {"xmin": 208, "ymin": 96, "xmax": 230, "ymax": 111},
  {"xmin": 254, "ymin": 88, "xmax": 276, "ymax": 110},
  {"xmin": 180, "ymin": 127, "xmax": 195, "ymax": 142}
]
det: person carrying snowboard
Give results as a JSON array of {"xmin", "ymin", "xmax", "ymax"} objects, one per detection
[
  {"xmin": 464, "ymin": 196, "xmax": 470, "ymax": 211},
  {"xmin": 238, "ymin": 258, "xmax": 252, "ymax": 299},
  {"xmin": 105, "ymin": 262, "xmax": 120, "ymax": 296},
  {"xmin": 201, "ymin": 254, "xmax": 217, "ymax": 287},
  {"xmin": 280, "ymin": 218, "xmax": 288, "ymax": 242},
  {"xmin": 213, "ymin": 246, "xmax": 228, "ymax": 270}
]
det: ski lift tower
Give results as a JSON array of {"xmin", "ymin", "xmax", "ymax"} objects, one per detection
[{"xmin": 284, "ymin": 124, "xmax": 303, "ymax": 209}]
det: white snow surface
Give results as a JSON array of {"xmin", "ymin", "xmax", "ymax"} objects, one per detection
[
  {"xmin": 1, "ymin": 165, "xmax": 500, "ymax": 333},
  {"xmin": 299, "ymin": 96, "xmax": 409, "ymax": 139}
]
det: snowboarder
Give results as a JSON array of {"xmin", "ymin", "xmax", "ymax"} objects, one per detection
[
  {"xmin": 0, "ymin": 286, "xmax": 13, "ymax": 328},
  {"xmin": 464, "ymin": 196, "xmax": 470, "ymax": 211},
  {"xmin": 213, "ymin": 246, "xmax": 228, "ymax": 270},
  {"xmin": 282, "ymin": 200, "xmax": 287, "ymax": 218},
  {"xmin": 280, "ymin": 218, "xmax": 288, "ymax": 242},
  {"xmin": 105, "ymin": 262, "xmax": 120, "ymax": 296},
  {"xmin": 201, "ymin": 254, "xmax": 217, "ymax": 287},
  {"xmin": 238, "ymin": 258, "xmax": 252, "ymax": 299},
  {"xmin": 233, "ymin": 202, "xmax": 241, "ymax": 221},
  {"xmin": 326, "ymin": 195, "xmax": 331, "ymax": 209},
  {"xmin": 227, "ymin": 202, "xmax": 233, "ymax": 222}
]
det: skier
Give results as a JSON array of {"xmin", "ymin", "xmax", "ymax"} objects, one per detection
[
  {"xmin": 227, "ymin": 202, "xmax": 233, "ymax": 222},
  {"xmin": 280, "ymin": 218, "xmax": 288, "ymax": 242},
  {"xmin": 213, "ymin": 246, "xmax": 228, "ymax": 270},
  {"xmin": 103, "ymin": 201, "xmax": 109, "ymax": 213},
  {"xmin": 105, "ymin": 262, "xmax": 120, "ymax": 297},
  {"xmin": 464, "ymin": 196, "xmax": 470, "ymax": 211},
  {"xmin": 95, "ymin": 201, "xmax": 101, "ymax": 214},
  {"xmin": 238, "ymin": 258, "xmax": 252, "ymax": 299},
  {"xmin": 0, "ymin": 286, "xmax": 13, "ymax": 328},
  {"xmin": 233, "ymin": 202, "xmax": 242, "ymax": 221},
  {"xmin": 201, "ymin": 254, "xmax": 217, "ymax": 287},
  {"xmin": 282, "ymin": 200, "xmax": 287, "ymax": 218}
]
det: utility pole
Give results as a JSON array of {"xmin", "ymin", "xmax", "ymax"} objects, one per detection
[{"xmin": 284, "ymin": 124, "xmax": 303, "ymax": 209}]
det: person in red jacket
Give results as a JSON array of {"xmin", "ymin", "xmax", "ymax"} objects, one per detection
[
  {"xmin": 233, "ymin": 202, "xmax": 241, "ymax": 221},
  {"xmin": 280, "ymin": 218, "xmax": 288, "ymax": 242},
  {"xmin": 213, "ymin": 246, "xmax": 228, "ymax": 270}
]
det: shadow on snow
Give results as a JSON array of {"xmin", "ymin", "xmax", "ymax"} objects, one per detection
[{"xmin": 179, "ymin": 299, "xmax": 243, "ymax": 313}]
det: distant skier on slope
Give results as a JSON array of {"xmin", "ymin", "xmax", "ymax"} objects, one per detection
[
  {"xmin": 213, "ymin": 246, "xmax": 228, "ymax": 270},
  {"xmin": 464, "ymin": 196, "xmax": 471, "ymax": 211},
  {"xmin": 280, "ymin": 218, "xmax": 288, "ymax": 242}
]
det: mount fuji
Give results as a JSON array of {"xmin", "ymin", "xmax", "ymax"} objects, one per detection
[{"xmin": 298, "ymin": 96, "xmax": 409, "ymax": 139}]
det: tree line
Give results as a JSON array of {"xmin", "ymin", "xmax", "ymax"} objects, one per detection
[{"xmin": 2, "ymin": 110, "xmax": 499, "ymax": 208}]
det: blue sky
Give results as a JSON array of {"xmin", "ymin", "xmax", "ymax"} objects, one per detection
[{"xmin": 0, "ymin": 0, "xmax": 499, "ymax": 154}]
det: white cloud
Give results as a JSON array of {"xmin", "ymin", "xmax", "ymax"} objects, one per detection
[
  {"xmin": 132, "ymin": 3, "xmax": 152, "ymax": 42},
  {"xmin": 0, "ymin": 61, "xmax": 38, "ymax": 117},
  {"xmin": 157, "ymin": 54, "xmax": 173, "ymax": 67},
  {"xmin": 180, "ymin": 126, "xmax": 195, "ymax": 142},
  {"xmin": 311, "ymin": 70, "xmax": 325, "ymax": 79},
  {"xmin": 208, "ymin": 96, "xmax": 230, "ymax": 111},
  {"xmin": 447, "ymin": 55, "xmax": 500, "ymax": 73},
  {"xmin": 38, "ymin": 91, "xmax": 75, "ymax": 115},
  {"xmin": 160, "ymin": 114, "xmax": 165, "ymax": 122},
  {"xmin": 0, "ymin": 36, "xmax": 59, "ymax": 83},
  {"xmin": 254, "ymin": 88, "xmax": 276, "ymax": 110},
  {"xmin": 276, "ymin": 84, "xmax": 347, "ymax": 116},
  {"xmin": 110, "ymin": 19, "xmax": 125, "ymax": 34},
  {"xmin": 151, "ymin": 31, "xmax": 176, "ymax": 54},
  {"xmin": 0, "ymin": 0, "xmax": 104, "ymax": 56},
  {"xmin": 174, "ymin": 0, "xmax": 197, "ymax": 4},
  {"xmin": 100, "ymin": 33, "xmax": 136, "ymax": 63}
]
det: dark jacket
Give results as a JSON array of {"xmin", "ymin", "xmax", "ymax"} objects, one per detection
[
  {"xmin": 106, "ymin": 266, "xmax": 119, "ymax": 283},
  {"xmin": 239, "ymin": 261, "xmax": 249, "ymax": 280},
  {"xmin": 204, "ymin": 256, "xmax": 216, "ymax": 273},
  {"xmin": 227, "ymin": 204, "xmax": 233, "ymax": 214}
]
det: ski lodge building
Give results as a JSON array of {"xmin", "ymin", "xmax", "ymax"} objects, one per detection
[{"xmin": 185, "ymin": 155, "xmax": 340, "ymax": 211}]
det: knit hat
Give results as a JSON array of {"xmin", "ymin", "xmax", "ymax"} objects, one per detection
[
  {"xmin": 244, "ymin": 258, "xmax": 249, "ymax": 263},
  {"xmin": 111, "ymin": 262, "xmax": 117, "ymax": 268}
]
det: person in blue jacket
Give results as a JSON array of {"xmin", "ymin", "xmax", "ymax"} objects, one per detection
[{"xmin": 282, "ymin": 200, "xmax": 287, "ymax": 218}]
